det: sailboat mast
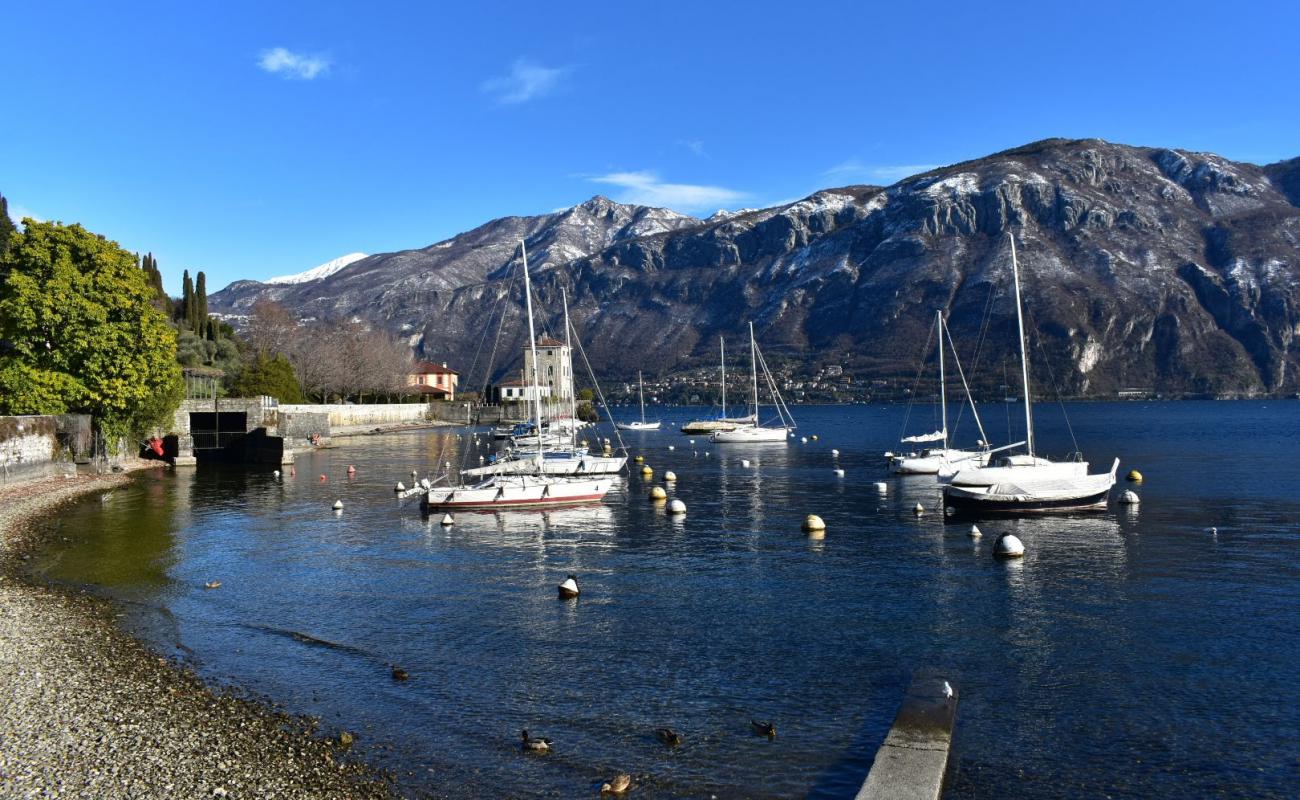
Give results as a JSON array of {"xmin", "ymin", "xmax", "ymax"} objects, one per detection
[
  {"xmin": 638, "ymin": 371, "xmax": 646, "ymax": 423},
  {"xmin": 562, "ymin": 287, "xmax": 576, "ymax": 450},
  {"xmin": 521, "ymin": 241, "xmax": 544, "ymax": 462},
  {"xmin": 937, "ymin": 309, "xmax": 947, "ymax": 449},
  {"xmin": 720, "ymin": 337, "xmax": 727, "ymax": 418},
  {"xmin": 1009, "ymin": 232, "xmax": 1034, "ymax": 457},
  {"xmin": 749, "ymin": 321, "xmax": 759, "ymax": 419}
]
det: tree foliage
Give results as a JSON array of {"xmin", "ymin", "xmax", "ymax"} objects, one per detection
[
  {"xmin": 229, "ymin": 352, "xmax": 303, "ymax": 403},
  {"xmin": 0, "ymin": 221, "xmax": 183, "ymax": 442},
  {"xmin": 0, "ymin": 192, "xmax": 15, "ymax": 258}
]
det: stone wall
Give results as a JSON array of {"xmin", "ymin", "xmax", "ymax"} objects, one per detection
[
  {"xmin": 0, "ymin": 416, "xmax": 69, "ymax": 485},
  {"xmin": 276, "ymin": 403, "xmax": 433, "ymax": 432}
]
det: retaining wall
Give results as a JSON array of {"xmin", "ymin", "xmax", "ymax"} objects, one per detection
[
  {"xmin": 0, "ymin": 416, "xmax": 70, "ymax": 485},
  {"xmin": 276, "ymin": 403, "xmax": 432, "ymax": 431}
]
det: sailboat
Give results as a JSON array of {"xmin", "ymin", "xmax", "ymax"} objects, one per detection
[
  {"xmin": 942, "ymin": 233, "xmax": 1118, "ymax": 516},
  {"xmin": 891, "ymin": 310, "xmax": 991, "ymax": 475},
  {"xmin": 463, "ymin": 288, "xmax": 626, "ymax": 478},
  {"xmin": 681, "ymin": 337, "xmax": 756, "ymax": 434},
  {"xmin": 709, "ymin": 323, "xmax": 796, "ymax": 443},
  {"xmin": 616, "ymin": 372, "xmax": 661, "ymax": 430},
  {"xmin": 423, "ymin": 242, "xmax": 614, "ymax": 510}
]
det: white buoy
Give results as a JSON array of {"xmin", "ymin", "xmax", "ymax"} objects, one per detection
[
  {"xmin": 667, "ymin": 499, "xmax": 686, "ymax": 515},
  {"xmin": 689, "ymin": 439, "xmax": 695, "ymax": 445},
  {"xmin": 395, "ymin": 481, "xmax": 406, "ymax": 492},
  {"xmin": 664, "ymin": 471, "xmax": 676, "ymax": 482},
  {"xmin": 803, "ymin": 514, "xmax": 826, "ymax": 532},
  {"xmin": 272, "ymin": 469, "xmax": 281, "ymax": 478},
  {"xmin": 558, "ymin": 575, "xmax": 579, "ymax": 599},
  {"xmin": 411, "ymin": 470, "xmax": 418, "ymax": 477},
  {"xmin": 479, "ymin": 455, "xmax": 485, "ymax": 462},
  {"xmin": 1119, "ymin": 490, "xmax": 1140, "ymax": 505},
  {"xmin": 800, "ymin": 437, "xmax": 808, "ymax": 443},
  {"xmin": 704, "ymin": 451, "xmax": 710, "ymax": 457},
  {"xmin": 913, "ymin": 503, "xmax": 925, "ymax": 516},
  {"xmin": 968, "ymin": 524, "xmax": 982, "ymax": 538},
  {"xmin": 883, "ymin": 451, "xmax": 895, "ymax": 458},
  {"xmin": 874, "ymin": 482, "xmax": 887, "ymax": 493},
  {"xmin": 650, "ymin": 486, "xmax": 668, "ymax": 501},
  {"xmin": 833, "ymin": 468, "xmax": 845, "ymax": 477},
  {"xmin": 440, "ymin": 513, "xmax": 454, "ymax": 526},
  {"xmin": 740, "ymin": 459, "xmax": 751, "ymax": 468},
  {"xmin": 994, "ymin": 533, "xmax": 1025, "ymax": 558},
  {"xmin": 831, "ymin": 449, "xmax": 839, "ymax": 457},
  {"xmin": 1208, "ymin": 526, "xmax": 1218, "ymax": 535},
  {"xmin": 333, "ymin": 499, "xmax": 344, "ymax": 510},
  {"xmin": 668, "ymin": 445, "xmax": 675, "ymax": 451}
]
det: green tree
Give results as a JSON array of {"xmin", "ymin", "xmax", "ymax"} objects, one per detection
[
  {"xmin": 195, "ymin": 270, "xmax": 208, "ymax": 333},
  {"xmin": 0, "ymin": 221, "xmax": 183, "ymax": 445},
  {"xmin": 181, "ymin": 269, "xmax": 194, "ymax": 327},
  {"xmin": 230, "ymin": 353, "xmax": 303, "ymax": 403},
  {"xmin": 0, "ymin": 192, "xmax": 16, "ymax": 257}
]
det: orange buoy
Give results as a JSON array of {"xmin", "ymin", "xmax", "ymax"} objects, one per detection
[
  {"xmin": 319, "ymin": 474, "xmax": 327, "ymax": 482},
  {"xmin": 347, "ymin": 465, "xmax": 356, "ymax": 474}
]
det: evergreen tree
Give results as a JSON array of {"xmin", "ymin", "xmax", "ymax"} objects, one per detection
[
  {"xmin": 195, "ymin": 270, "xmax": 208, "ymax": 333},
  {"xmin": 0, "ymin": 221, "xmax": 183, "ymax": 443},
  {"xmin": 182, "ymin": 269, "xmax": 194, "ymax": 328},
  {"xmin": 230, "ymin": 353, "xmax": 303, "ymax": 403},
  {"xmin": 0, "ymin": 192, "xmax": 15, "ymax": 257}
]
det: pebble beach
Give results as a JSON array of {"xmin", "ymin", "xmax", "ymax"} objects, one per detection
[{"xmin": 0, "ymin": 465, "xmax": 395, "ymax": 799}]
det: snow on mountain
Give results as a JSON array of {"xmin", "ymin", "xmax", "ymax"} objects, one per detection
[{"xmin": 265, "ymin": 252, "xmax": 368, "ymax": 285}]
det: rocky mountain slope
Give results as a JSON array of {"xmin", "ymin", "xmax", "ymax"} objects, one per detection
[{"xmin": 211, "ymin": 139, "xmax": 1300, "ymax": 396}]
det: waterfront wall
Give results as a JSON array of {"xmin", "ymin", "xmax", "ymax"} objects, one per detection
[
  {"xmin": 277, "ymin": 403, "xmax": 434, "ymax": 432},
  {"xmin": 0, "ymin": 415, "xmax": 90, "ymax": 485}
]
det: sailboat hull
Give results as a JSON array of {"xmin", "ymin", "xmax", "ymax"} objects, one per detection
[
  {"xmin": 709, "ymin": 426, "xmax": 789, "ymax": 443},
  {"xmin": 616, "ymin": 421, "xmax": 661, "ymax": 431},
  {"xmin": 941, "ymin": 486, "xmax": 1111, "ymax": 517},
  {"xmin": 462, "ymin": 455, "xmax": 626, "ymax": 477},
  {"xmin": 422, "ymin": 477, "xmax": 610, "ymax": 511}
]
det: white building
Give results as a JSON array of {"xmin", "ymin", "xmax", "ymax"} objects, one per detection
[
  {"xmin": 494, "ymin": 379, "xmax": 553, "ymax": 403},
  {"xmin": 522, "ymin": 336, "xmax": 573, "ymax": 401}
]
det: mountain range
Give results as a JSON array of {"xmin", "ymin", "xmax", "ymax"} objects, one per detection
[{"xmin": 210, "ymin": 138, "xmax": 1300, "ymax": 397}]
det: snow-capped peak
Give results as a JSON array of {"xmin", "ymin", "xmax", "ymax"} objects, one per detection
[{"xmin": 265, "ymin": 252, "xmax": 368, "ymax": 285}]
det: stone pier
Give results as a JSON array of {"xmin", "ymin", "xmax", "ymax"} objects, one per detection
[{"xmin": 855, "ymin": 672, "xmax": 958, "ymax": 800}]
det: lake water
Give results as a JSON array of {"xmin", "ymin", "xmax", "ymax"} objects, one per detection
[{"xmin": 27, "ymin": 402, "xmax": 1299, "ymax": 798}]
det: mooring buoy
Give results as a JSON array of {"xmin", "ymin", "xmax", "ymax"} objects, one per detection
[
  {"xmin": 558, "ymin": 575, "xmax": 579, "ymax": 599},
  {"xmin": 803, "ymin": 514, "xmax": 826, "ymax": 532},
  {"xmin": 668, "ymin": 499, "xmax": 686, "ymax": 515},
  {"xmin": 994, "ymin": 533, "xmax": 1025, "ymax": 558}
]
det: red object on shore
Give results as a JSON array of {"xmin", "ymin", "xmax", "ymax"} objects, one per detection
[
  {"xmin": 347, "ymin": 465, "xmax": 356, "ymax": 474},
  {"xmin": 319, "ymin": 474, "xmax": 327, "ymax": 482},
  {"xmin": 147, "ymin": 437, "xmax": 164, "ymax": 457}
]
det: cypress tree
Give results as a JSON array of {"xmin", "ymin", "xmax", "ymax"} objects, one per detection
[
  {"xmin": 195, "ymin": 271, "xmax": 208, "ymax": 333},
  {"xmin": 182, "ymin": 269, "xmax": 194, "ymax": 328},
  {"xmin": 0, "ymin": 193, "xmax": 15, "ymax": 257}
]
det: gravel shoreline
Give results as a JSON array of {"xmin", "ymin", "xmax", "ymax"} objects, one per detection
[{"xmin": 0, "ymin": 463, "xmax": 396, "ymax": 799}]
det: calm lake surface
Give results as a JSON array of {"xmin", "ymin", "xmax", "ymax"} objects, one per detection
[{"xmin": 28, "ymin": 402, "xmax": 1300, "ymax": 798}]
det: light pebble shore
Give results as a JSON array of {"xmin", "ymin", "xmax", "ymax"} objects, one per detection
[{"xmin": 0, "ymin": 462, "xmax": 395, "ymax": 799}]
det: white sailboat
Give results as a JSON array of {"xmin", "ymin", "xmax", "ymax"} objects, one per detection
[
  {"xmin": 942, "ymin": 233, "xmax": 1118, "ymax": 516},
  {"xmin": 709, "ymin": 323, "xmax": 795, "ymax": 443},
  {"xmin": 681, "ymin": 337, "xmax": 755, "ymax": 433},
  {"xmin": 463, "ymin": 288, "xmax": 626, "ymax": 478},
  {"xmin": 423, "ymin": 242, "xmax": 613, "ymax": 510},
  {"xmin": 891, "ymin": 310, "xmax": 991, "ymax": 475},
  {"xmin": 616, "ymin": 371, "xmax": 661, "ymax": 431}
]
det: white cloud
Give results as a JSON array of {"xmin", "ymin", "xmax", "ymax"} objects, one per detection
[
  {"xmin": 587, "ymin": 170, "xmax": 747, "ymax": 212},
  {"xmin": 822, "ymin": 159, "xmax": 939, "ymax": 184},
  {"xmin": 7, "ymin": 203, "xmax": 40, "ymax": 225},
  {"xmin": 258, "ymin": 47, "xmax": 331, "ymax": 80},
  {"xmin": 481, "ymin": 59, "xmax": 570, "ymax": 104}
]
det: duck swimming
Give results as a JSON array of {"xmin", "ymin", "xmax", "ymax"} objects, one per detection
[
  {"xmin": 520, "ymin": 730, "xmax": 552, "ymax": 753},
  {"xmin": 600, "ymin": 773, "xmax": 632, "ymax": 794},
  {"xmin": 655, "ymin": 728, "xmax": 682, "ymax": 747},
  {"xmin": 751, "ymin": 720, "xmax": 776, "ymax": 738}
]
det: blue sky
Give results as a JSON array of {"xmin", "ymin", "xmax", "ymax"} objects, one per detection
[{"xmin": 2, "ymin": 1, "xmax": 1296, "ymax": 294}]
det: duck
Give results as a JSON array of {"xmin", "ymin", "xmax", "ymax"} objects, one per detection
[
  {"xmin": 654, "ymin": 728, "xmax": 682, "ymax": 747},
  {"xmin": 204, "ymin": 580, "xmax": 222, "ymax": 590},
  {"xmin": 391, "ymin": 666, "xmax": 409, "ymax": 681},
  {"xmin": 520, "ymin": 730, "xmax": 552, "ymax": 753},
  {"xmin": 600, "ymin": 773, "xmax": 633, "ymax": 794},
  {"xmin": 751, "ymin": 720, "xmax": 776, "ymax": 738}
]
